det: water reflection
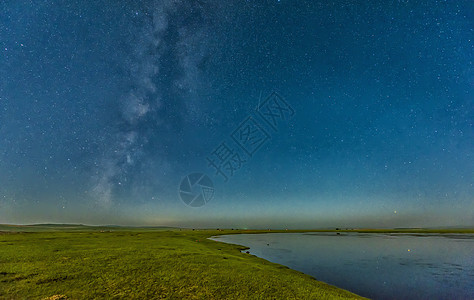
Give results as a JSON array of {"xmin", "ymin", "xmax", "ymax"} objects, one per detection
[{"xmin": 211, "ymin": 233, "xmax": 474, "ymax": 300}]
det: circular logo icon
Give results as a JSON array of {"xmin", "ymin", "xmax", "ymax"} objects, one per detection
[{"xmin": 179, "ymin": 173, "xmax": 214, "ymax": 207}]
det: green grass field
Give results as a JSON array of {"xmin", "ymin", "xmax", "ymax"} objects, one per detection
[
  {"xmin": 2, "ymin": 226, "xmax": 472, "ymax": 299},
  {"xmin": 0, "ymin": 226, "xmax": 367, "ymax": 300}
]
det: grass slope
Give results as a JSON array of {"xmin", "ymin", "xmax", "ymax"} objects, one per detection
[{"xmin": 0, "ymin": 229, "xmax": 365, "ymax": 299}]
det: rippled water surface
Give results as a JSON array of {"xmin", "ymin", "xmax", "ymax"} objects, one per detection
[{"xmin": 211, "ymin": 233, "xmax": 474, "ymax": 299}]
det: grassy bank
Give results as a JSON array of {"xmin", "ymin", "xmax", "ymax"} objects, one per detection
[{"xmin": 0, "ymin": 228, "xmax": 365, "ymax": 299}]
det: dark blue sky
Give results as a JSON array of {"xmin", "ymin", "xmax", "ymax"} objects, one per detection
[{"xmin": 0, "ymin": 0, "xmax": 472, "ymax": 228}]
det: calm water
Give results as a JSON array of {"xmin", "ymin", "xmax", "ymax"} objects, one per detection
[{"xmin": 210, "ymin": 233, "xmax": 474, "ymax": 300}]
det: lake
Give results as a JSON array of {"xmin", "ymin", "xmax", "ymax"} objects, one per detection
[{"xmin": 210, "ymin": 233, "xmax": 474, "ymax": 299}]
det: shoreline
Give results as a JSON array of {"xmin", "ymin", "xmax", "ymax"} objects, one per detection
[
  {"xmin": 209, "ymin": 230, "xmax": 474, "ymax": 300},
  {"xmin": 0, "ymin": 228, "xmax": 367, "ymax": 299},
  {"xmin": 2, "ymin": 226, "xmax": 472, "ymax": 298}
]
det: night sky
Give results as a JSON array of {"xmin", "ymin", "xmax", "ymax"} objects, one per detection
[{"xmin": 1, "ymin": 1, "xmax": 472, "ymax": 228}]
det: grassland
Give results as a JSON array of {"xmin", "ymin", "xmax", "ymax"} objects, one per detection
[
  {"xmin": 0, "ymin": 226, "xmax": 367, "ymax": 300},
  {"xmin": 2, "ymin": 225, "xmax": 472, "ymax": 299}
]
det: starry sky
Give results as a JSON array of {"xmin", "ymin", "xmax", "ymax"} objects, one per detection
[{"xmin": 0, "ymin": 0, "xmax": 472, "ymax": 228}]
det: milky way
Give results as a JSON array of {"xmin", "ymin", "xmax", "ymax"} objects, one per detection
[{"xmin": 92, "ymin": 1, "xmax": 219, "ymax": 207}]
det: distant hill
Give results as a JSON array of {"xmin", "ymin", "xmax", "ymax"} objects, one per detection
[{"xmin": 0, "ymin": 224, "xmax": 176, "ymax": 232}]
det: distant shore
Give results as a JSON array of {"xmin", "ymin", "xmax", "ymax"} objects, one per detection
[{"xmin": 1, "ymin": 223, "xmax": 473, "ymax": 233}]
